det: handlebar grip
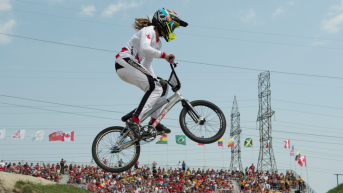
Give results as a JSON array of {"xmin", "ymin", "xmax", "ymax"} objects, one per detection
[{"xmin": 169, "ymin": 54, "xmax": 175, "ymax": 61}]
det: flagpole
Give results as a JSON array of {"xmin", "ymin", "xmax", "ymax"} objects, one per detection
[
  {"xmin": 290, "ymin": 154, "xmax": 291, "ymax": 172},
  {"xmin": 204, "ymin": 145, "xmax": 205, "ymax": 169},
  {"xmin": 148, "ymin": 143, "xmax": 150, "ymax": 167},
  {"xmin": 2, "ymin": 138, "xmax": 5, "ymax": 160},
  {"xmin": 42, "ymin": 138, "xmax": 44, "ymax": 165},
  {"xmin": 22, "ymin": 137, "xmax": 26, "ymax": 163},
  {"xmin": 306, "ymin": 158, "xmax": 309, "ymax": 193},
  {"xmin": 167, "ymin": 139, "xmax": 169, "ymax": 166},
  {"xmin": 186, "ymin": 143, "xmax": 187, "ymax": 165},
  {"xmin": 222, "ymin": 146, "xmax": 224, "ymax": 168},
  {"xmin": 62, "ymin": 141, "xmax": 63, "ymax": 159},
  {"xmin": 73, "ymin": 140, "xmax": 75, "ymax": 163},
  {"xmin": 252, "ymin": 146, "xmax": 254, "ymax": 165}
]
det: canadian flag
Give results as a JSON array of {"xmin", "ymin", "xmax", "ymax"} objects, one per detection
[
  {"xmin": 64, "ymin": 131, "xmax": 74, "ymax": 141},
  {"xmin": 284, "ymin": 139, "xmax": 290, "ymax": 149},
  {"xmin": 298, "ymin": 156, "xmax": 306, "ymax": 167},
  {"xmin": 12, "ymin": 130, "xmax": 25, "ymax": 140}
]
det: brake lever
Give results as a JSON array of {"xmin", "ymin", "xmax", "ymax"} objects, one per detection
[{"xmin": 173, "ymin": 62, "xmax": 178, "ymax": 68}]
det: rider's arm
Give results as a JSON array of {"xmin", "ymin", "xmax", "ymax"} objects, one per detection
[{"xmin": 140, "ymin": 27, "xmax": 165, "ymax": 59}]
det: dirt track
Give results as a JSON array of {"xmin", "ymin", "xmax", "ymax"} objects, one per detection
[{"xmin": 0, "ymin": 172, "xmax": 55, "ymax": 193}]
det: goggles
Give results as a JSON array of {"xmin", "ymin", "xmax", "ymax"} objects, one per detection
[{"xmin": 159, "ymin": 8, "xmax": 180, "ymax": 42}]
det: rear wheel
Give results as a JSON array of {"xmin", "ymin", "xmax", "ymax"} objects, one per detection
[
  {"xmin": 179, "ymin": 100, "xmax": 226, "ymax": 144},
  {"xmin": 92, "ymin": 126, "xmax": 140, "ymax": 173}
]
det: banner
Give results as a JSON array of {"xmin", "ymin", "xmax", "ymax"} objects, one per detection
[
  {"xmin": 175, "ymin": 135, "xmax": 186, "ymax": 145},
  {"xmin": 156, "ymin": 135, "xmax": 168, "ymax": 144},
  {"xmin": 64, "ymin": 131, "xmax": 74, "ymax": 141},
  {"xmin": 49, "ymin": 131, "xmax": 64, "ymax": 141},
  {"xmin": 12, "ymin": 130, "xmax": 25, "ymax": 140},
  {"xmin": 0, "ymin": 129, "xmax": 5, "ymax": 139},
  {"xmin": 228, "ymin": 137, "xmax": 234, "ymax": 147},
  {"xmin": 244, "ymin": 138, "xmax": 253, "ymax": 147},
  {"xmin": 284, "ymin": 139, "xmax": 290, "ymax": 149},
  {"xmin": 218, "ymin": 137, "xmax": 223, "ymax": 147},
  {"xmin": 31, "ymin": 130, "xmax": 45, "ymax": 141}
]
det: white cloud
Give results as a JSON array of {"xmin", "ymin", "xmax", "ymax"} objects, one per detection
[
  {"xmin": 81, "ymin": 5, "xmax": 96, "ymax": 16},
  {"xmin": 101, "ymin": 1, "xmax": 138, "ymax": 17},
  {"xmin": 240, "ymin": 8, "xmax": 256, "ymax": 22},
  {"xmin": 312, "ymin": 41, "xmax": 325, "ymax": 46},
  {"xmin": 330, "ymin": 0, "xmax": 343, "ymax": 11},
  {"xmin": 322, "ymin": 13, "xmax": 343, "ymax": 33},
  {"xmin": 288, "ymin": 1, "xmax": 294, "ymax": 6},
  {"xmin": 272, "ymin": 7, "xmax": 284, "ymax": 18},
  {"xmin": 0, "ymin": 0, "xmax": 12, "ymax": 11},
  {"xmin": 0, "ymin": 20, "xmax": 16, "ymax": 44}
]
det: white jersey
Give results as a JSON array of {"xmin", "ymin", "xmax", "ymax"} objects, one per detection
[{"xmin": 116, "ymin": 26, "xmax": 164, "ymax": 78}]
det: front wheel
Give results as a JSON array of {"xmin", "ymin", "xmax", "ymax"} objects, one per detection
[
  {"xmin": 92, "ymin": 126, "xmax": 140, "ymax": 173},
  {"xmin": 179, "ymin": 100, "xmax": 226, "ymax": 144}
]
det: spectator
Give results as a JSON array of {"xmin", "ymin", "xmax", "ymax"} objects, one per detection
[
  {"xmin": 178, "ymin": 161, "xmax": 182, "ymax": 172},
  {"xmin": 152, "ymin": 161, "xmax": 157, "ymax": 169},
  {"xmin": 182, "ymin": 161, "xmax": 186, "ymax": 172},
  {"xmin": 60, "ymin": 159, "xmax": 66, "ymax": 174},
  {"xmin": 0, "ymin": 160, "xmax": 4, "ymax": 167},
  {"xmin": 135, "ymin": 160, "xmax": 139, "ymax": 169}
]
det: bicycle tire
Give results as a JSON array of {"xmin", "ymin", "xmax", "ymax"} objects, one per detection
[
  {"xmin": 92, "ymin": 126, "xmax": 140, "ymax": 173},
  {"xmin": 179, "ymin": 100, "xmax": 226, "ymax": 144}
]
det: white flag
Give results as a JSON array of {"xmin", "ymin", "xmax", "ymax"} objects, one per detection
[
  {"xmin": 31, "ymin": 130, "xmax": 45, "ymax": 141},
  {"xmin": 0, "ymin": 129, "xmax": 5, "ymax": 139},
  {"xmin": 12, "ymin": 130, "xmax": 25, "ymax": 140},
  {"xmin": 63, "ymin": 131, "xmax": 74, "ymax": 142}
]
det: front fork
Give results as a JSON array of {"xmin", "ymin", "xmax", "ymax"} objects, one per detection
[{"xmin": 181, "ymin": 99, "xmax": 205, "ymax": 125}]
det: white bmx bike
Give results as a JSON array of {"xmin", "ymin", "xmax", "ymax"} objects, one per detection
[{"xmin": 92, "ymin": 62, "xmax": 227, "ymax": 173}]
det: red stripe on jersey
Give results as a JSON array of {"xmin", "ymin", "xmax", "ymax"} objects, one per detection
[{"xmin": 116, "ymin": 47, "xmax": 128, "ymax": 59}]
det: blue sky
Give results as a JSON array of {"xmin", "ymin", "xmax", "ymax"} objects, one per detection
[{"xmin": 1, "ymin": 0, "xmax": 343, "ymax": 192}]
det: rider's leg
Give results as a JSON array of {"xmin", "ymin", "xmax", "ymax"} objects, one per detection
[
  {"xmin": 116, "ymin": 58, "xmax": 164, "ymax": 139},
  {"xmin": 149, "ymin": 82, "xmax": 171, "ymax": 134}
]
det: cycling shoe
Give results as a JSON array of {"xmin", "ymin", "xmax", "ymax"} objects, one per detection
[
  {"xmin": 126, "ymin": 118, "xmax": 141, "ymax": 141},
  {"xmin": 149, "ymin": 121, "xmax": 171, "ymax": 136}
]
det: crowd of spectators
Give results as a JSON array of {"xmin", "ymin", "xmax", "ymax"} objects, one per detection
[
  {"xmin": 0, "ymin": 160, "xmax": 308, "ymax": 193},
  {"xmin": 0, "ymin": 159, "xmax": 62, "ymax": 182},
  {"xmin": 237, "ymin": 164, "xmax": 307, "ymax": 193}
]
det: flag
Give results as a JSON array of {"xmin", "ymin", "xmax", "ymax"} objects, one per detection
[
  {"xmin": 295, "ymin": 151, "xmax": 301, "ymax": 161},
  {"xmin": 218, "ymin": 137, "xmax": 223, "ymax": 147},
  {"xmin": 175, "ymin": 135, "xmax": 186, "ymax": 145},
  {"xmin": 298, "ymin": 156, "xmax": 306, "ymax": 167},
  {"xmin": 290, "ymin": 146, "xmax": 294, "ymax": 156},
  {"xmin": 198, "ymin": 136, "xmax": 204, "ymax": 145},
  {"xmin": 156, "ymin": 135, "xmax": 168, "ymax": 144},
  {"xmin": 31, "ymin": 130, "xmax": 45, "ymax": 141},
  {"xmin": 12, "ymin": 130, "xmax": 25, "ymax": 140},
  {"xmin": 49, "ymin": 131, "xmax": 64, "ymax": 141},
  {"xmin": 228, "ymin": 137, "xmax": 234, "ymax": 147},
  {"xmin": 244, "ymin": 138, "xmax": 253, "ymax": 147},
  {"xmin": 0, "ymin": 129, "xmax": 5, "ymax": 139},
  {"xmin": 284, "ymin": 139, "xmax": 290, "ymax": 149},
  {"xmin": 64, "ymin": 131, "xmax": 74, "ymax": 141},
  {"xmin": 266, "ymin": 139, "xmax": 270, "ymax": 148}
]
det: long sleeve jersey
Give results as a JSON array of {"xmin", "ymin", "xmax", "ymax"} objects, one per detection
[{"xmin": 116, "ymin": 26, "xmax": 164, "ymax": 78}]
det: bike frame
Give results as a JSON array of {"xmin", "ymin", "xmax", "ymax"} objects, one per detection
[{"xmin": 116, "ymin": 63, "xmax": 204, "ymax": 148}]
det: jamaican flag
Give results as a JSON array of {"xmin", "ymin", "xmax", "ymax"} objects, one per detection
[{"xmin": 244, "ymin": 138, "xmax": 253, "ymax": 147}]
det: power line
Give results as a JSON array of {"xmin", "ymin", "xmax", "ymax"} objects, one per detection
[
  {"xmin": 1, "ymin": 32, "xmax": 343, "ymax": 80},
  {"xmin": 13, "ymin": 0, "xmax": 343, "ymax": 42},
  {"xmin": 9, "ymin": 7, "xmax": 343, "ymax": 52}
]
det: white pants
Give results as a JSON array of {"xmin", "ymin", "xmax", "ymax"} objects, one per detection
[{"xmin": 116, "ymin": 58, "xmax": 168, "ymax": 121}]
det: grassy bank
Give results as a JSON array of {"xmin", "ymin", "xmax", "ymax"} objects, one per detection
[
  {"xmin": 328, "ymin": 183, "xmax": 343, "ymax": 193},
  {"xmin": 14, "ymin": 180, "xmax": 89, "ymax": 193}
]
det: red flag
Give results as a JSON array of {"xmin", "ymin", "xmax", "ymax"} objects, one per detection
[
  {"xmin": 64, "ymin": 131, "xmax": 74, "ymax": 141},
  {"xmin": 298, "ymin": 156, "xmax": 306, "ymax": 167},
  {"xmin": 49, "ymin": 131, "xmax": 64, "ymax": 141},
  {"xmin": 198, "ymin": 136, "xmax": 204, "ymax": 145},
  {"xmin": 266, "ymin": 140, "xmax": 269, "ymax": 148},
  {"xmin": 284, "ymin": 139, "xmax": 290, "ymax": 149}
]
